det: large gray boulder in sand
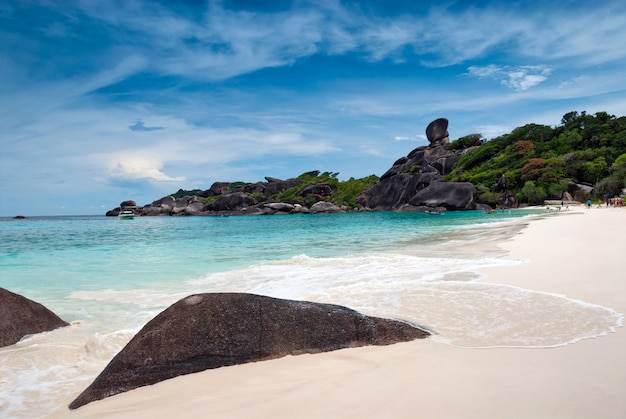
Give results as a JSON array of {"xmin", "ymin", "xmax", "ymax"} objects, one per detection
[
  {"xmin": 0, "ymin": 288, "xmax": 69, "ymax": 347},
  {"xmin": 69, "ymin": 293, "xmax": 429, "ymax": 409}
]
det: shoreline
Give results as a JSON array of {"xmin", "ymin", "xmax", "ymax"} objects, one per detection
[{"xmin": 68, "ymin": 206, "xmax": 626, "ymax": 418}]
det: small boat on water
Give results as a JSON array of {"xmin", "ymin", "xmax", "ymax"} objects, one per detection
[
  {"xmin": 118, "ymin": 210, "xmax": 135, "ymax": 220},
  {"xmin": 425, "ymin": 209, "xmax": 443, "ymax": 215}
]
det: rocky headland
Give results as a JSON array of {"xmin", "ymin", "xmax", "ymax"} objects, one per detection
[
  {"xmin": 106, "ymin": 118, "xmax": 493, "ymax": 217},
  {"xmin": 357, "ymin": 118, "xmax": 481, "ymax": 211}
]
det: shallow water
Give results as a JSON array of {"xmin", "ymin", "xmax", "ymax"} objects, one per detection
[{"xmin": 0, "ymin": 211, "xmax": 622, "ymax": 417}]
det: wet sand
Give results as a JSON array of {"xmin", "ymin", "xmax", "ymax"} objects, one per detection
[{"xmin": 67, "ymin": 206, "xmax": 626, "ymax": 418}]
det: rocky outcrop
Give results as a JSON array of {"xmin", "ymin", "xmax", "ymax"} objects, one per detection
[
  {"xmin": 358, "ymin": 118, "xmax": 478, "ymax": 211},
  {"xmin": 494, "ymin": 174, "xmax": 507, "ymax": 193},
  {"xmin": 184, "ymin": 202, "xmax": 205, "ymax": 215},
  {"xmin": 309, "ymin": 201, "xmax": 344, "ymax": 214},
  {"xmin": 105, "ymin": 119, "xmax": 487, "ymax": 216},
  {"xmin": 205, "ymin": 192, "xmax": 256, "ymax": 212},
  {"xmin": 409, "ymin": 181, "xmax": 477, "ymax": 210},
  {"xmin": 263, "ymin": 177, "xmax": 304, "ymax": 197},
  {"xmin": 69, "ymin": 293, "xmax": 428, "ymax": 409},
  {"xmin": 120, "ymin": 200, "xmax": 137, "ymax": 209},
  {"xmin": 0, "ymin": 288, "xmax": 69, "ymax": 347},
  {"xmin": 425, "ymin": 118, "xmax": 450, "ymax": 146},
  {"xmin": 264, "ymin": 202, "xmax": 296, "ymax": 213},
  {"xmin": 114, "ymin": 177, "xmax": 315, "ymax": 217},
  {"xmin": 201, "ymin": 182, "xmax": 231, "ymax": 197},
  {"xmin": 299, "ymin": 183, "xmax": 332, "ymax": 199}
]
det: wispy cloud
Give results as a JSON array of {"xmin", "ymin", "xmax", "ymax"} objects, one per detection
[
  {"xmin": 9, "ymin": 0, "xmax": 625, "ymax": 87},
  {"xmin": 394, "ymin": 134, "xmax": 425, "ymax": 142},
  {"xmin": 473, "ymin": 125, "xmax": 512, "ymax": 140},
  {"xmin": 467, "ymin": 65, "xmax": 552, "ymax": 91},
  {"xmin": 360, "ymin": 144, "xmax": 385, "ymax": 156}
]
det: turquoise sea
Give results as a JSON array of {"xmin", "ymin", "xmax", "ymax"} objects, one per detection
[{"xmin": 0, "ymin": 211, "xmax": 622, "ymax": 417}]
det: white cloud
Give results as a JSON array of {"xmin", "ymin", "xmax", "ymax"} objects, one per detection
[
  {"xmin": 466, "ymin": 64, "xmax": 501, "ymax": 78},
  {"xmin": 558, "ymin": 75, "xmax": 588, "ymax": 89},
  {"xmin": 467, "ymin": 65, "xmax": 552, "ymax": 91},
  {"xmin": 474, "ymin": 125, "xmax": 512, "ymax": 139},
  {"xmin": 394, "ymin": 134, "xmax": 424, "ymax": 142},
  {"xmin": 109, "ymin": 158, "xmax": 186, "ymax": 182},
  {"xmin": 360, "ymin": 144, "xmax": 384, "ymax": 156}
]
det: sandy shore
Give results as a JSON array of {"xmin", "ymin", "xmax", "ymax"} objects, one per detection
[{"xmin": 68, "ymin": 206, "xmax": 626, "ymax": 419}]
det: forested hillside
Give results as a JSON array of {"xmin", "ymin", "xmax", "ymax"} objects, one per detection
[{"xmin": 445, "ymin": 111, "xmax": 626, "ymax": 205}]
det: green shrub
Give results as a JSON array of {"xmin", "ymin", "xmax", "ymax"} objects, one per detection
[{"xmin": 519, "ymin": 181, "xmax": 547, "ymax": 204}]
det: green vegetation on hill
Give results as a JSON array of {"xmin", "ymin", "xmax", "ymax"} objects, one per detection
[
  {"xmin": 169, "ymin": 171, "xmax": 379, "ymax": 210},
  {"xmin": 275, "ymin": 171, "xmax": 379, "ymax": 209},
  {"xmin": 171, "ymin": 188, "xmax": 202, "ymax": 199},
  {"xmin": 445, "ymin": 111, "xmax": 626, "ymax": 205}
]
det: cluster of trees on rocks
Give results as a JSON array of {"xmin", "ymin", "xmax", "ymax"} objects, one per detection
[{"xmin": 107, "ymin": 111, "xmax": 626, "ymax": 216}]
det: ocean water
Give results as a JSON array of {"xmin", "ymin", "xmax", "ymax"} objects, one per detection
[{"xmin": 0, "ymin": 211, "xmax": 622, "ymax": 417}]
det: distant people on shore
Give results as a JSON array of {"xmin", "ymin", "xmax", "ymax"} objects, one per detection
[{"xmin": 605, "ymin": 197, "xmax": 625, "ymax": 207}]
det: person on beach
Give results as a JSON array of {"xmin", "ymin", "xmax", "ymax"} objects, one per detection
[{"xmin": 587, "ymin": 199, "xmax": 592, "ymax": 208}]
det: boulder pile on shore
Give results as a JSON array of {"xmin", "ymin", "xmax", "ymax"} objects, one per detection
[{"xmin": 106, "ymin": 118, "xmax": 493, "ymax": 217}]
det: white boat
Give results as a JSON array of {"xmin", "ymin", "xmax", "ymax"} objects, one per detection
[
  {"xmin": 118, "ymin": 210, "xmax": 135, "ymax": 220},
  {"xmin": 425, "ymin": 209, "xmax": 443, "ymax": 215}
]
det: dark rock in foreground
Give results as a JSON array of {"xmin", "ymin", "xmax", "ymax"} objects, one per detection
[
  {"xmin": 0, "ymin": 288, "xmax": 69, "ymax": 347},
  {"xmin": 70, "ymin": 293, "xmax": 429, "ymax": 409}
]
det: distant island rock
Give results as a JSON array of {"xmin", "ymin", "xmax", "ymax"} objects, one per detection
[
  {"xmin": 0, "ymin": 288, "xmax": 69, "ymax": 347},
  {"xmin": 69, "ymin": 292, "xmax": 429, "ymax": 409}
]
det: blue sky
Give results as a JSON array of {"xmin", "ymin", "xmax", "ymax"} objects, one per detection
[{"xmin": 1, "ymin": 0, "xmax": 626, "ymax": 216}]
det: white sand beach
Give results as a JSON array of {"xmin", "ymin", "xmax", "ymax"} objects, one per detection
[{"xmin": 68, "ymin": 206, "xmax": 626, "ymax": 419}]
